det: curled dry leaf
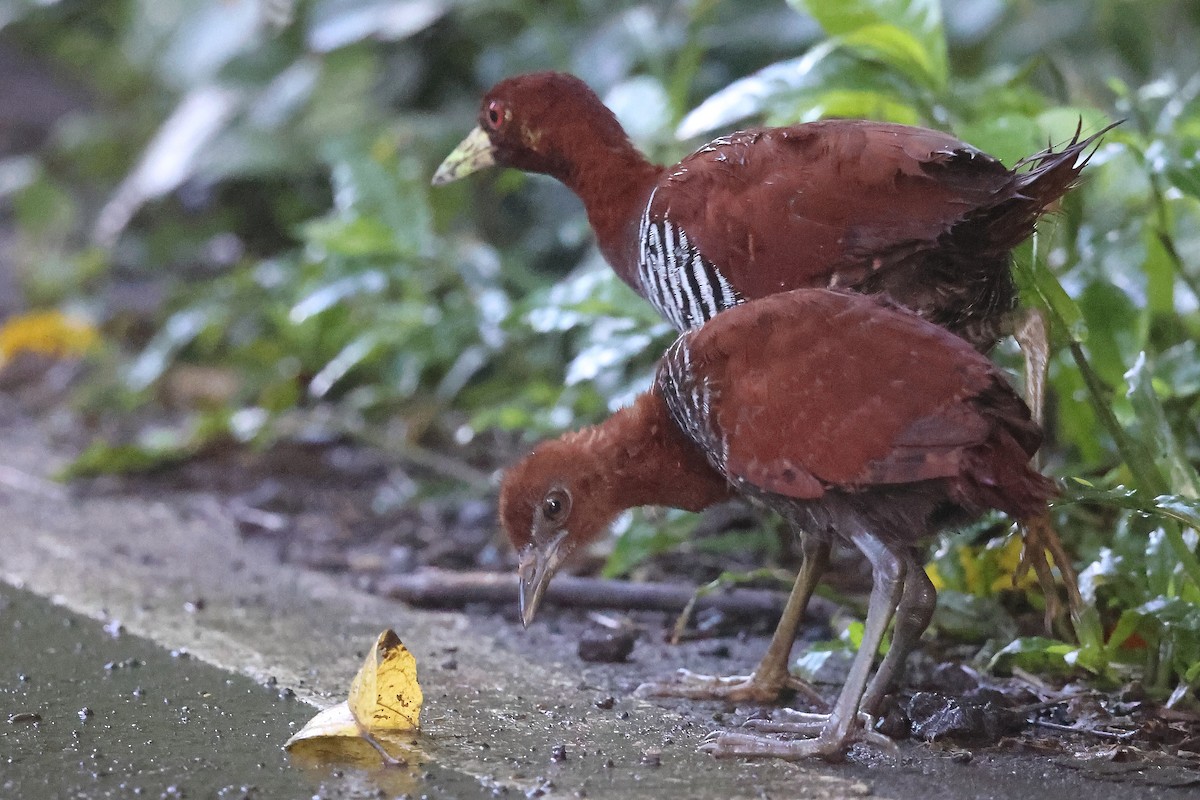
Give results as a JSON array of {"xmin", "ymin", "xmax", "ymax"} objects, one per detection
[{"xmin": 285, "ymin": 629, "xmax": 423, "ymax": 766}]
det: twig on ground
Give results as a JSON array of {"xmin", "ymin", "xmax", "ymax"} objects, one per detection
[
  {"xmin": 1031, "ymin": 718, "xmax": 1137, "ymax": 741},
  {"xmin": 379, "ymin": 568, "xmax": 839, "ymax": 622}
]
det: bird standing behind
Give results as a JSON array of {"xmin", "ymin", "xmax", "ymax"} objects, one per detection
[
  {"xmin": 435, "ymin": 71, "xmax": 1109, "ymax": 357},
  {"xmin": 499, "ymin": 288, "xmax": 1056, "ymax": 760}
]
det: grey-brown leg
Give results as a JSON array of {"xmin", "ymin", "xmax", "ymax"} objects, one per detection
[
  {"xmin": 859, "ymin": 550, "xmax": 935, "ymax": 715},
  {"xmin": 742, "ymin": 547, "xmax": 930, "ymax": 735},
  {"xmin": 699, "ymin": 527, "xmax": 904, "ymax": 760},
  {"xmin": 636, "ymin": 536, "xmax": 830, "ymax": 706}
]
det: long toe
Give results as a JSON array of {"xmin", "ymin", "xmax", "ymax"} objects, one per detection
[
  {"xmin": 634, "ymin": 668, "xmax": 799, "ymax": 704},
  {"xmin": 742, "ymin": 711, "xmax": 828, "ymax": 734},
  {"xmin": 698, "ymin": 731, "xmax": 848, "ymax": 762}
]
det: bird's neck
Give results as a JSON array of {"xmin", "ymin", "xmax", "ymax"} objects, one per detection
[
  {"xmin": 559, "ymin": 143, "xmax": 663, "ymax": 289},
  {"xmin": 581, "ymin": 390, "xmax": 733, "ymax": 514}
]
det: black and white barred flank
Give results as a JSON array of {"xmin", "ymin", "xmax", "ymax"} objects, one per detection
[
  {"xmin": 659, "ymin": 337, "xmax": 729, "ymax": 472},
  {"xmin": 637, "ymin": 190, "xmax": 743, "ymax": 332}
]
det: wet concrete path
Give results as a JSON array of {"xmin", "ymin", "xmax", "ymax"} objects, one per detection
[{"xmin": 3, "ymin": 583, "xmax": 317, "ymax": 798}]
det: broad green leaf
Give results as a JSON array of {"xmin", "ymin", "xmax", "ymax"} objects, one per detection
[
  {"xmin": 1035, "ymin": 107, "xmax": 1121, "ymax": 147},
  {"xmin": 957, "ymin": 115, "xmax": 1045, "ymax": 168},
  {"xmin": 1167, "ymin": 161, "xmax": 1200, "ymax": 201},
  {"xmin": 789, "ymin": 0, "xmax": 947, "ymax": 87},
  {"xmin": 675, "ymin": 44, "xmax": 840, "ymax": 138},
  {"xmin": 1014, "ymin": 252, "xmax": 1088, "ymax": 344},
  {"xmin": 289, "ymin": 271, "xmax": 390, "ymax": 323},
  {"xmin": 303, "ymin": 217, "xmax": 404, "ymax": 258},
  {"xmin": 1153, "ymin": 340, "xmax": 1200, "ymax": 398},
  {"xmin": 840, "ymin": 23, "xmax": 942, "ymax": 89},
  {"xmin": 1126, "ymin": 352, "xmax": 1200, "ymax": 499},
  {"xmin": 1061, "ymin": 485, "xmax": 1200, "ymax": 529},
  {"xmin": 1103, "ymin": 609, "xmax": 1146, "ymax": 653},
  {"xmin": 989, "ymin": 636, "xmax": 1078, "ymax": 675},
  {"xmin": 1076, "ymin": 282, "xmax": 1138, "ymax": 384},
  {"xmin": 602, "ymin": 509, "xmax": 694, "ymax": 579},
  {"xmin": 929, "ymin": 590, "xmax": 1018, "ymax": 642},
  {"xmin": 804, "ymin": 88, "xmax": 920, "ymax": 124},
  {"xmin": 1142, "ymin": 224, "xmax": 1177, "ymax": 315}
]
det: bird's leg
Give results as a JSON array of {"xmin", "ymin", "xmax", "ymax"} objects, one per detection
[
  {"xmin": 741, "ymin": 547, "xmax": 930, "ymax": 736},
  {"xmin": 700, "ymin": 529, "xmax": 904, "ymax": 761},
  {"xmin": 635, "ymin": 537, "xmax": 830, "ymax": 706},
  {"xmin": 859, "ymin": 550, "xmax": 935, "ymax": 716}
]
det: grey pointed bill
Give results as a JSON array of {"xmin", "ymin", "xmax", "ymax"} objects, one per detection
[
  {"xmin": 431, "ymin": 126, "xmax": 496, "ymax": 186},
  {"xmin": 516, "ymin": 531, "xmax": 568, "ymax": 627}
]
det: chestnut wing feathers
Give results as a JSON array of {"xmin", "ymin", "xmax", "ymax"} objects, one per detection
[
  {"xmin": 657, "ymin": 290, "xmax": 1041, "ymax": 501},
  {"xmin": 651, "ymin": 121, "xmax": 1014, "ymax": 300}
]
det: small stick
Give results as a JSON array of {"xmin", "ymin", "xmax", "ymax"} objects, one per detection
[
  {"xmin": 379, "ymin": 568, "xmax": 838, "ymax": 622},
  {"xmin": 1030, "ymin": 718, "xmax": 1136, "ymax": 741}
]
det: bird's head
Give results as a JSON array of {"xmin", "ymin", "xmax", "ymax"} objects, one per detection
[
  {"xmin": 432, "ymin": 71, "xmax": 629, "ymax": 185},
  {"xmin": 497, "ymin": 434, "xmax": 625, "ymax": 627}
]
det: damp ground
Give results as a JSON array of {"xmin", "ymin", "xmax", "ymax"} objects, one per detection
[{"xmin": 3, "ymin": 397, "xmax": 1200, "ymax": 799}]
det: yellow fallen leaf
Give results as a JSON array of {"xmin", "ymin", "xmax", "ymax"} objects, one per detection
[
  {"xmin": 349, "ymin": 629, "xmax": 423, "ymax": 732},
  {"xmin": 285, "ymin": 629, "xmax": 423, "ymax": 765},
  {"xmin": 0, "ymin": 310, "xmax": 98, "ymax": 364}
]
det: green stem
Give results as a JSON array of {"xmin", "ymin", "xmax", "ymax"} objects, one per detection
[
  {"xmin": 1066, "ymin": 341, "xmax": 1168, "ymax": 496},
  {"xmin": 1162, "ymin": 521, "xmax": 1200, "ymax": 595},
  {"xmin": 667, "ymin": 0, "xmax": 719, "ymax": 122}
]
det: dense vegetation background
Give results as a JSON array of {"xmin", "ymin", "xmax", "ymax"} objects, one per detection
[{"xmin": 2, "ymin": 0, "xmax": 1199, "ymax": 698}]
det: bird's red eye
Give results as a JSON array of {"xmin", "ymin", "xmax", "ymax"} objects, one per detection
[
  {"xmin": 541, "ymin": 488, "xmax": 571, "ymax": 522},
  {"xmin": 485, "ymin": 100, "xmax": 505, "ymax": 130}
]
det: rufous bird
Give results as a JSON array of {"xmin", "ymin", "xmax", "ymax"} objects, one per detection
[
  {"xmin": 434, "ymin": 72, "xmax": 1110, "ymax": 371},
  {"xmin": 443, "ymin": 71, "xmax": 1091, "ymax": 701},
  {"xmin": 498, "ymin": 288, "xmax": 1056, "ymax": 760}
]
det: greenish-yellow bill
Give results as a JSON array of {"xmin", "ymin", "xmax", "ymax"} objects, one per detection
[{"xmin": 431, "ymin": 126, "xmax": 496, "ymax": 185}]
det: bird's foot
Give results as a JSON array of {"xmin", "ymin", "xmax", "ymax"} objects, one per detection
[
  {"xmin": 634, "ymin": 668, "xmax": 825, "ymax": 706},
  {"xmin": 742, "ymin": 707, "xmax": 828, "ymax": 734},
  {"xmin": 699, "ymin": 713, "xmax": 897, "ymax": 762}
]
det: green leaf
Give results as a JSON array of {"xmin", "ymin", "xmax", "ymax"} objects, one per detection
[
  {"xmin": 804, "ymin": 88, "xmax": 921, "ymax": 124},
  {"xmin": 790, "ymin": 0, "xmax": 947, "ymax": 88},
  {"xmin": 839, "ymin": 23, "xmax": 943, "ymax": 89},
  {"xmin": 957, "ymin": 115, "xmax": 1046, "ymax": 167},
  {"xmin": 1014, "ymin": 247, "xmax": 1088, "ymax": 344},
  {"xmin": 930, "ymin": 590, "xmax": 1018, "ymax": 642},
  {"xmin": 1153, "ymin": 341, "xmax": 1200, "ymax": 398},
  {"xmin": 675, "ymin": 44, "xmax": 841, "ymax": 138},
  {"xmin": 1104, "ymin": 608, "xmax": 1146, "ymax": 653},
  {"xmin": 989, "ymin": 636, "xmax": 1079, "ymax": 675},
  {"xmin": 1062, "ymin": 485, "xmax": 1200, "ymax": 528},
  {"xmin": 1126, "ymin": 352, "xmax": 1200, "ymax": 499},
  {"xmin": 601, "ymin": 510, "xmax": 695, "ymax": 579}
]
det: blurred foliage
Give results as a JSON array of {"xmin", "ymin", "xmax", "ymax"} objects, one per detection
[
  {"xmin": 3, "ymin": 0, "xmax": 1200, "ymax": 695},
  {"xmin": 0, "ymin": 310, "xmax": 97, "ymax": 362}
]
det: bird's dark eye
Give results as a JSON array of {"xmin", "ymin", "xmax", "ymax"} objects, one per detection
[
  {"xmin": 541, "ymin": 489, "xmax": 571, "ymax": 522},
  {"xmin": 485, "ymin": 100, "xmax": 505, "ymax": 130}
]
